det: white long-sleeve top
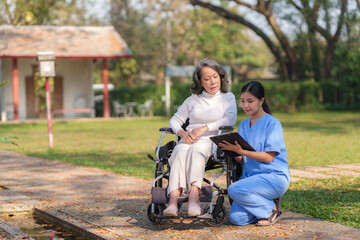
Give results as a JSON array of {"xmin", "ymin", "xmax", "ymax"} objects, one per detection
[{"xmin": 170, "ymin": 91, "xmax": 237, "ymax": 139}]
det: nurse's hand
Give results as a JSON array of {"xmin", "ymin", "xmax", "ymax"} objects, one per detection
[{"xmin": 219, "ymin": 140, "xmax": 244, "ymax": 155}]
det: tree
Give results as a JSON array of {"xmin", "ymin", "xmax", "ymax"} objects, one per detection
[
  {"xmin": 189, "ymin": 0, "xmax": 350, "ymax": 82},
  {"xmin": 109, "ymin": 0, "xmax": 165, "ymax": 86},
  {"xmin": 0, "ymin": 0, "xmax": 98, "ymax": 25},
  {"xmin": 288, "ymin": 0, "xmax": 348, "ymax": 81},
  {"xmin": 109, "ymin": 0, "xmax": 273, "ymax": 85},
  {"xmin": 189, "ymin": 0, "xmax": 296, "ymax": 81}
]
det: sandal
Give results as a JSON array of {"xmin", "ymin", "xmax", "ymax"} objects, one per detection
[
  {"xmin": 255, "ymin": 209, "xmax": 282, "ymax": 226},
  {"xmin": 255, "ymin": 198, "xmax": 283, "ymax": 227}
]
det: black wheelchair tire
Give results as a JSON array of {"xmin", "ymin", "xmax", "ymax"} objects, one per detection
[
  {"xmin": 147, "ymin": 203, "xmax": 165, "ymax": 224},
  {"xmin": 203, "ymin": 205, "xmax": 227, "ymax": 227}
]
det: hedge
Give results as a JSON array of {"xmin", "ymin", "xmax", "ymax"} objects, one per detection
[{"xmin": 94, "ymin": 80, "xmax": 360, "ymax": 117}]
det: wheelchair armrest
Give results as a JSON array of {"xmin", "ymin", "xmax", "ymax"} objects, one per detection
[
  {"xmin": 219, "ymin": 126, "xmax": 234, "ymax": 132},
  {"xmin": 159, "ymin": 127, "xmax": 175, "ymax": 134},
  {"xmin": 160, "ymin": 126, "xmax": 233, "ymax": 134}
]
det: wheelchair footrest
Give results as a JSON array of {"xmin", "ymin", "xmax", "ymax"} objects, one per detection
[{"xmin": 151, "ymin": 186, "xmax": 213, "ymax": 204}]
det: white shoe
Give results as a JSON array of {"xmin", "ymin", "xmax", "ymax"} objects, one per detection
[
  {"xmin": 188, "ymin": 203, "xmax": 201, "ymax": 217},
  {"xmin": 163, "ymin": 205, "xmax": 178, "ymax": 216}
]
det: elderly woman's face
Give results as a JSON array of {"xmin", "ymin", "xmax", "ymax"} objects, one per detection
[{"xmin": 201, "ymin": 67, "xmax": 221, "ymax": 95}]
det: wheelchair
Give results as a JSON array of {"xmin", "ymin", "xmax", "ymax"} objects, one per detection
[{"xmin": 146, "ymin": 125, "xmax": 243, "ymax": 226}]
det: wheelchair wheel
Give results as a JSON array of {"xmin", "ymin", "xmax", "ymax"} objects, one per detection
[
  {"xmin": 147, "ymin": 203, "xmax": 165, "ymax": 224},
  {"xmin": 203, "ymin": 204, "xmax": 227, "ymax": 227}
]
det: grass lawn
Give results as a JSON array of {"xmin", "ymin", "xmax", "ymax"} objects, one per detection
[{"xmin": 0, "ymin": 111, "xmax": 359, "ymax": 228}]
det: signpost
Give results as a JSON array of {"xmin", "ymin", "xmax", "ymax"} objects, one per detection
[{"xmin": 37, "ymin": 52, "xmax": 55, "ymax": 148}]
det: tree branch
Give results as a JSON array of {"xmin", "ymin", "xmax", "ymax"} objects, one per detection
[
  {"xmin": 4, "ymin": 0, "xmax": 14, "ymax": 24},
  {"xmin": 233, "ymin": 0, "xmax": 256, "ymax": 11},
  {"xmin": 332, "ymin": 0, "xmax": 347, "ymax": 44},
  {"xmin": 189, "ymin": 0, "xmax": 288, "ymax": 79},
  {"xmin": 288, "ymin": 0, "xmax": 302, "ymax": 11},
  {"xmin": 314, "ymin": 0, "xmax": 347, "ymax": 43}
]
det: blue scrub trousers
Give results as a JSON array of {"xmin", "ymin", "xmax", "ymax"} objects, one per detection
[{"xmin": 228, "ymin": 172, "xmax": 289, "ymax": 225}]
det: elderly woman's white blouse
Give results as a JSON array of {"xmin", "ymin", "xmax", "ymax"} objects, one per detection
[{"xmin": 170, "ymin": 91, "xmax": 237, "ymax": 139}]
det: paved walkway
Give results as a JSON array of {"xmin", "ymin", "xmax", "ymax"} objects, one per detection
[{"xmin": 0, "ymin": 149, "xmax": 359, "ymax": 239}]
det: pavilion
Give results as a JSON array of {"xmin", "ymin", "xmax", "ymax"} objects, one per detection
[{"xmin": 0, "ymin": 25, "xmax": 132, "ymax": 121}]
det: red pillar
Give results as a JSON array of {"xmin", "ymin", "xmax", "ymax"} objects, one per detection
[
  {"xmin": 45, "ymin": 77, "xmax": 54, "ymax": 148},
  {"xmin": 12, "ymin": 58, "xmax": 19, "ymax": 120},
  {"xmin": 102, "ymin": 59, "xmax": 110, "ymax": 118}
]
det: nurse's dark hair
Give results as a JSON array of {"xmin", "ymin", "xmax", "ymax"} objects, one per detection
[
  {"xmin": 241, "ymin": 81, "xmax": 272, "ymax": 115},
  {"xmin": 191, "ymin": 58, "xmax": 228, "ymax": 94}
]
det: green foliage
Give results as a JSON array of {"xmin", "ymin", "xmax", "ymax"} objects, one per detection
[
  {"xmin": 106, "ymin": 0, "xmax": 272, "ymax": 85},
  {"xmin": 0, "ymin": 80, "xmax": 8, "ymax": 88},
  {"xmin": 0, "ymin": 0, "xmax": 98, "ymax": 25},
  {"xmin": 0, "ymin": 136, "xmax": 18, "ymax": 145},
  {"xmin": 283, "ymin": 177, "xmax": 360, "ymax": 228},
  {"xmin": 331, "ymin": 44, "xmax": 360, "ymax": 109},
  {"xmin": 95, "ymin": 80, "xmax": 360, "ymax": 117}
]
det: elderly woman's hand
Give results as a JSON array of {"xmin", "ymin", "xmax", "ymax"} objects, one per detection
[
  {"xmin": 177, "ymin": 129, "xmax": 194, "ymax": 144},
  {"xmin": 190, "ymin": 125, "xmax": 208, "ymax": 140},
  {"xmin": 177, "ymin": 125, "xmax": 208, "ymax": 144}
]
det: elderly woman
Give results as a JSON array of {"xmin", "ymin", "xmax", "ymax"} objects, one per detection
[{"xmin": 163, "ymin": 59, "xmax": 237, "ymax": 217}]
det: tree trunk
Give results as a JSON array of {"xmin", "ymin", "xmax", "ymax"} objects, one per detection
[
  {"xmin": 324, "ymin": 43, "xmax": 334, "ymax": 81},
  {"xmin": 265, "ymin": 14, "xmax": 297, "ymax": 81},
  {"xmin": 308, "ymin": 29, "xmax": 322, "ymax": 81},
  {"xmin": 319, "ymin": 0, "xmax": 347, "ymax": 81}
]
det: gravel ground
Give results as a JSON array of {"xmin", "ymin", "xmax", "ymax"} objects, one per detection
[{"xmin": 0, "ymin": 150, "xmax": 359, "ymax": 240}]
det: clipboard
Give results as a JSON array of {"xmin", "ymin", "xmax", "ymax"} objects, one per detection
[{"xmin": 210, "ymin": 132, "xmax": 255, "ymax": 157}]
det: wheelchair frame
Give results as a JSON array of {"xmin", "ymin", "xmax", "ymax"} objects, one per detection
[{"xmin": 147, "ymin": 126, "xmax": 242, "ymax": 226}]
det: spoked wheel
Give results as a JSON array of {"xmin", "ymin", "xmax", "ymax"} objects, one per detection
[
  {"xmin": 147, "ymin": 203, "xmax": 165, "ymax": 224},
  {"xmin": 203, "ymin": 204, "xmax": 227, "ymax": 227}
]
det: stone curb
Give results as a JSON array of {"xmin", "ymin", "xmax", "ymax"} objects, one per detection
[{"xmin": 0, "ymin": 187, "xmax": 41, "ymax": 214}]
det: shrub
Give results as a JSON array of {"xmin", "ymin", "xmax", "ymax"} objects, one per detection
[{"xmin": 94, "ymin": 80, "xmax": 359, "ymax": 117}]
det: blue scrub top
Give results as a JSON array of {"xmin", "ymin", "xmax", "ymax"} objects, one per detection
[{"xmin": 238, "ymin": 114, "xmax": 290, "ymax": 182}]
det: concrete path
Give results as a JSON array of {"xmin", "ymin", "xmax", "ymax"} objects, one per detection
[{"xmin": 0, "ymin": 149, "xmax": 359, "ymax": 239}]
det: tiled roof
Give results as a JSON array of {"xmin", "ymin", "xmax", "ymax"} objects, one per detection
[{"xmin": 0, "ymin": 25, "xmax": 133, "ymax": 59}]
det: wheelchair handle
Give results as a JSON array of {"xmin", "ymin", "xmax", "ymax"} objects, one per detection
[
  {"xmin": 218, "ymin": 126, "xmax": 234, "ymax": 132},
  {"xmin": 147, "ymin": 154, "xmax": 159, "ymax": 164},
  {"xmin": 159, "ymin": 127, "xmax": 175, "ymax": 134}
]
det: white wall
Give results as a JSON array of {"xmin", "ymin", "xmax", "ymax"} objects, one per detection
[
  {"xmin": 1, "ymin": 58, "xmax": 93, "ymax": 121},
  {"xmin": 55, "ymin": 59, "xmax": 93, "ymax": 118}
]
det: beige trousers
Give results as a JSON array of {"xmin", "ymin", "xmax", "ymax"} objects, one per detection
[{"xmin": 167, "ymin": 139, "xmax": 214, "ymax": 196}]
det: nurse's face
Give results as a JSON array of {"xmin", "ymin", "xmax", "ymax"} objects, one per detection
[
  {"xmin": 240, "ymin": 91, "xmax": 264, "ymax": 116},
  {"xmin": 201, "ymin": 67, "xmax": 221, "ymax": 95}
]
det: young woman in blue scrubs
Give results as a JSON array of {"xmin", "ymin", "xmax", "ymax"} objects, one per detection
[{"xmin": 219, "ymin": 81, "xmax": 290, "ymax": 226}]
